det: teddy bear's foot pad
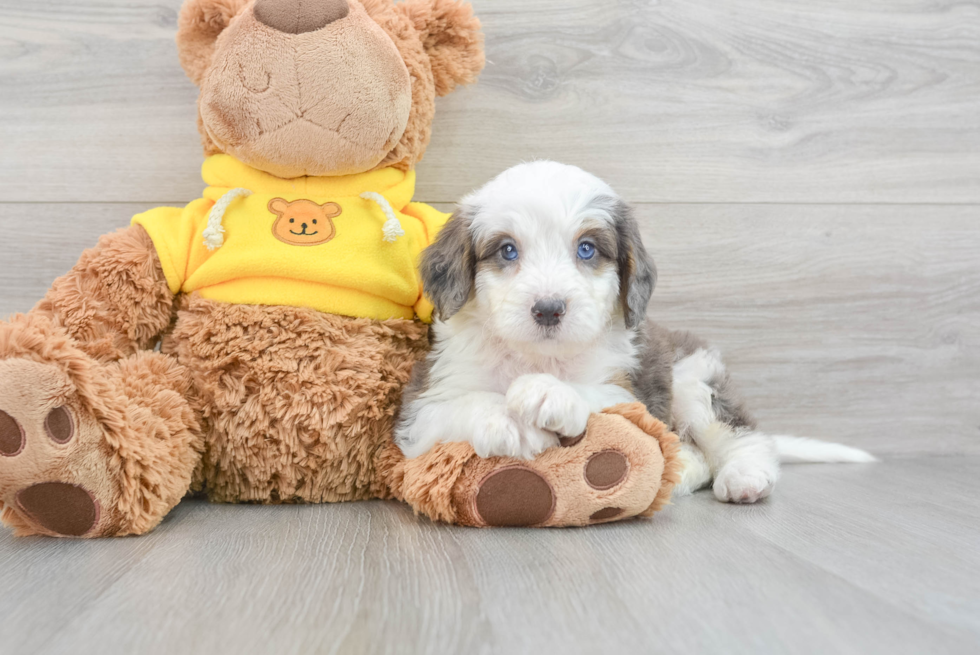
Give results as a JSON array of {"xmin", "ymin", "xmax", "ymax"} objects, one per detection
[
  {"xmin": 474, "ymin": 467, "xmax": 556, "ymax": 527},
  {"xmin": 470, "ymin": 450, "xmax": 633, "ymax": 526},
  {"xmin": 584, "ymin": 450, "xmax": 629, "ymax": 489},
  {"xmin": 16, "ymin": 483, "xmax": 100, "ymax": 537},
  {"xmin": 0, "ymin": 410, "xmax": 26, "ymax": 456}
]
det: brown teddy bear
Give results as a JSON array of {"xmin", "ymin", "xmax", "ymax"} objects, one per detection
[{"xmin": 0, "ymin": 0, "xmax": 680, "ymax": 537}]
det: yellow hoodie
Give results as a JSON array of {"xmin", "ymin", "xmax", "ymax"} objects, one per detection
[{"xmin": 132, "ymin": 155, "xmax": 449, "ymax": 322}]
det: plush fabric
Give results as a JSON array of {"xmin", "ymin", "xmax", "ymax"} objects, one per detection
[
  {"xmin": 133, "ymin": 155, "xmax": 448, "ymax": 322},
  {"xmin": 365, "ymin": 0, "xmax": 485, "ymax": 170},
  {"xmin": 253, "ymin": 0, "xmax": 350, "ymax": 34},
  {"xmin": 396, "ymin": 0, "xmax": 485, "ymax": 97},
  {"xmin": 198, "ymin": 0, "xmax": 413, "ymax": 178},
  {"xmin": 176, "ymin": 0, "xmax": 251, "ymax": 86},
  {"xmin": 164, "ymin": 296, "xmax": 428, "ymax": 504},
  {"xmin": 32, "ymin": 225, "xmax": 175, "ymax": 363},
  {"xmin": 604, "ymin": 403, "xmax": 683, "ymax": 516}
]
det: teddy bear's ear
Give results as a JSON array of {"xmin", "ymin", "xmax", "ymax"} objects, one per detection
[
  {"xmin": 321, "ymin": 202, "xmax": 343, "ymax": 218},
  {"xmin": 176, "ymin": 0, "xmax": 252, "ymax": 86},
  {"xmin": 268, "ymin": 198, "xmax": 289, "ymax": 215},
  {"xmin": 396, "ymin": 0, "xmax": 485, "ymax": 97}
]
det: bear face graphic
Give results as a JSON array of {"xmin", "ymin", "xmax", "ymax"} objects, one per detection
[{"xmin": 269, "ymin": 198, "xmax": 341, "ymax": 246}]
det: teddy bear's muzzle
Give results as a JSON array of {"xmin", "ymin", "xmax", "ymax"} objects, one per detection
[
  {"xmin": 254, "ymin": 0, "xmax": 350, "ymax": 35},
  {"xmin": 197, "ymin": 0, "xmax": 413, "ymax": 178}
]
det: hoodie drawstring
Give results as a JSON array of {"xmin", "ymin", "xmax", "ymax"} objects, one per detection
[
  {"xmin": 203, "ymin": 188, "xmax": 253, "ymax": 250},
  {"xmin": 360, "ymin": 192, "xmax": 405, "ymax": 243}
]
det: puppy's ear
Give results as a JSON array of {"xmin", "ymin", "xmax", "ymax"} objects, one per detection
[
  {"xmin": 176, "ymin": 0, "xmax": 251, "ymax": 86},
  {"xmin": 611, "ymin": 200, "xmax": 657, "ymax": 329},
  {"xmin": 397, "ymin": 0, "xmax": 485, "ymax": 96},
  {"xmin": 420, "ymin": 208, "xmax": 476, "ymax": 320}
]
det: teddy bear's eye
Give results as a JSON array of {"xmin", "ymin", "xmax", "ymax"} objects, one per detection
[
  {"xmin": 313, "ymin": 219, "xmax": 318, "ymax": 225},
  {"xmin": 289, "ymin": 218, "xmax": 295, "ymax": 223}
]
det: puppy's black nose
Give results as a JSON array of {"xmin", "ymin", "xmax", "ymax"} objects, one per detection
[
  {"xmin": 532, "ymin": 298, "xmax": 566, "ymax": 327},
  {"xmin": 254, "ymin": 0, "xmax": 349, "ymax": 35}
]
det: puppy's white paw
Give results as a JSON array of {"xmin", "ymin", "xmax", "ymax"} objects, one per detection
[
  {"xmin": 506, "ymin": 374, "xmax": 590, "ymax": 438},
  {"xmin": 472, "ymin": 411, "xmax": 523, "ymax": 459},
  {"xmin": 515, "ymin": 423, "xmax": 560, "ymax": 460},
  {"xmin": 713, "ymin": 460, "xmax": 776, "ymax": 504},
  {"xmin": 471, "ymin": 407, "xmax": 558, "ymax": 460}
]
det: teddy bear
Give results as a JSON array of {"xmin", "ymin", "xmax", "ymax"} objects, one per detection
[{"xmin": 0, "ymin": 0, "xmax": 680, "ymax": 537}]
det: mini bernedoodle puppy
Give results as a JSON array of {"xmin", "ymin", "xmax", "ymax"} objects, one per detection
[{"xmin": 395, "ymin": 162, "xmax": 874, "ymax": 503}]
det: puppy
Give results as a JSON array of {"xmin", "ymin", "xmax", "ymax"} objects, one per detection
[{"xmin": 395, "ymin": 161, "xmax": 874, "ymax": 503}]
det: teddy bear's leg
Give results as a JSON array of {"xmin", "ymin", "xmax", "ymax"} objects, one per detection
[
  {"xmin": 0, "ymin": 225, "xmax": 200, "ymax": 537},
  {"xmin": 0, "ymin": 323, "xmax": 203, "ymax": 537},
  {"xmin": 383, "ymin": 403, "xmax": 682, "ymax": 527}
]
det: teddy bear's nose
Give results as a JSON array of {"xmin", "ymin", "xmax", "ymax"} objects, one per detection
[{"xmin": 254, "ymin": 0, "xmax": 349, "ymax": 35}]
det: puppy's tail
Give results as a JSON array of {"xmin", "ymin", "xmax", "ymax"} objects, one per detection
[{"xmin": 773, "ymin": 435, "xmax": 878, "ymax": 464}]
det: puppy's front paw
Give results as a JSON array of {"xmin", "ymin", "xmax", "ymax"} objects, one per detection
[
  {"xmin": 713, "ymin": 460, "xmax": 777, "ymax": 504},
  {"xmin": 472, "ymin": 411, "xmax": 522, "ymax": 459},
  {"xmin": 472, "ymin": 408, "xmax": 558, "ymax": 460},
  {"xmin": 506, "ymin": 374, "xmax": 590, "ymax": 438}
]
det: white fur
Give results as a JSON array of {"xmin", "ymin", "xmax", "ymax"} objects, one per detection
[
  {"xmin": 507, "ymin": 374, "xmax": 591, "ymax": 438},
  {"xmin": 774, "ymin": 435, "xmax": 878, "ymax": 463}
]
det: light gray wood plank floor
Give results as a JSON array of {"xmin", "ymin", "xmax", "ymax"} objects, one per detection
[
  {"xmin": 1, "ymin": 0, "xmax": 978, "ymax": 652},
  {"xmin": 0, "ymin": 457, "xmax": 977, "ymax": 655}
]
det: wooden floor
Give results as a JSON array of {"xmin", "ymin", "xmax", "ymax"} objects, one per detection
[
  {"xmin": 0, "ymin": 0, "xmax": 978, "ymax": 652},
  {"xmin": 0, "ymin": 458, "xmax": 978, "ymax": 654}
]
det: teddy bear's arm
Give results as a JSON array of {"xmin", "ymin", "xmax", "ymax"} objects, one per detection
[{"xmin": 30, "ymin": 224, "xmax": 176, "ymax": 363}]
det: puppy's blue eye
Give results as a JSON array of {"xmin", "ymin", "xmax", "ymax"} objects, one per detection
[
  {"xmin": 577, "ymin": 242, "xmax": 596, "ymax": 260},
  {"xmin": 501, "ymin": 244, "xmax": 519, "ymax": 261}
]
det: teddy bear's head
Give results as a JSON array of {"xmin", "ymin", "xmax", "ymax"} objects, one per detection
[{"xmin": 176, "ymin": 0, "xmax": 483, "ymax": 178}]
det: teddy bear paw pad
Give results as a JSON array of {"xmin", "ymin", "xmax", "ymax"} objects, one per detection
[
  {"xmin": 16, "ymin": 483, "xmax": 100, "ymax": 537},
  {"xmin": 475, "ymin": 467, "xmax": 556, "ymax": 527},
  {"xmin": 0, "ymin": 410, "xmax": 26, "ymax": 456},
  {"xmin": 44, "ymin": 406, "xmax": 75, "ymax": 444},
  {"xmin": 584, "ymin": 450, "xmax": 630, "ymax": 490}
]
